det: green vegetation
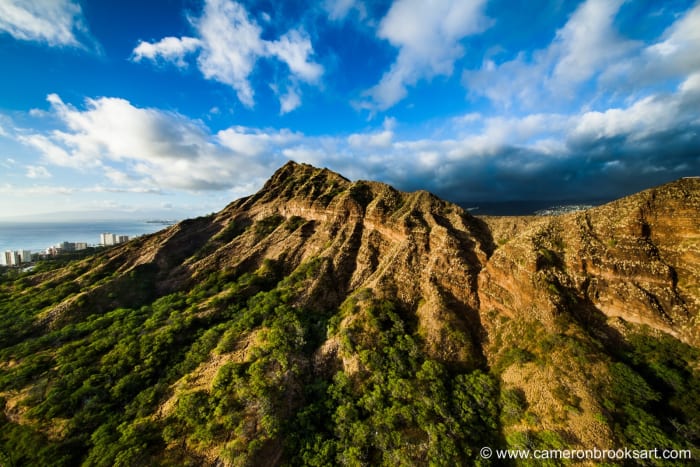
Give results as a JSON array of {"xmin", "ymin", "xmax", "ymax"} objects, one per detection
[
  {"xmin": 290, "ymin": 299, "xmax": 501, "ymax": 465},
  {"xmin": 599, "ymin": 329, "xmax": 700, "ymax": 461},
  {"xmin": 1, "ymin": 247, "xmax": 699, "ymax": 465},
  {"xmin": 215, "ymin": 220, "xmax": 247, "ymax": 244},
  {"xmin": 285, "ymin": 215, "xmax": 307, "ymax": 232},
  {"xmin": 348, "ymin": 182, "xmax": 373, "ymax": 208},
  {"xmin": 254, "ymin": 214, "xmax": 285, "ymax": 239}
]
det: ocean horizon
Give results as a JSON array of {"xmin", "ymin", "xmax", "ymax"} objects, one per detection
[{"xmin": 0, "ymin": 220, "xmax": 174, "ymax": 254}]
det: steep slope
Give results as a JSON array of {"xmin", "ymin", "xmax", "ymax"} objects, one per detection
[
  {"xmin": 0, "ymin": 163, "xmax": 698, "ymax": 466},
  {"xmin": 479, "ymin": 177, "xmax": 700, "ymax": 343},
  {"xmin": 476, "ymin": 178, "xmax": 700, "ymax": 452}
]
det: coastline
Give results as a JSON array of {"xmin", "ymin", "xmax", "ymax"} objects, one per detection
[{"xmin": 0, "ymin": 220, "xmax": 174, "ymax": 253}]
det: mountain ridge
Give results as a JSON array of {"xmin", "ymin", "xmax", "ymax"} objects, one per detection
[{"xmin": 1, "ymin": 161, "xmax": 698, "ymax": 465}]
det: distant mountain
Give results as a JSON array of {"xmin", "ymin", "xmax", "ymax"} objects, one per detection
[{"xmin": 1, "ymin": 161, "xmax": 698, "ymax": 465}]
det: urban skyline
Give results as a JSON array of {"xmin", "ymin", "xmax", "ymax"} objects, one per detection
[{"xmin": 0, "ymin": 232, "xmax": 131, "ymax": 266}]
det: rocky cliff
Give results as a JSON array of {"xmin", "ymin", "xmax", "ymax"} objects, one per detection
[{"xmin": 1, "ymin": 162, "xmax": 698, "ymax": 465}]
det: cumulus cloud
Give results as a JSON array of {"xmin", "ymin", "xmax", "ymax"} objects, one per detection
[
  {"xmin": 601, "ymin": 3, "xmax": 700, "ymax": 89},
  {"xmin": 266, "ymin": 29, "xmax": 324, "ymax": 83},
  {"xmin": 19, "ymin": 133, "xmax": 82, "ymax": 169},
  {"xmin": 216, "ymin": 126, "xmax": 300, "ymax": 158},
  {"xmin": 132, "ymin": 36, "xmax": 201, "ymax": 68},
  {"xmin": 0, "ymin": 0, "xmax": 95, "ymax": 48},
  {"xmin": 347, "ymin": 117, "xmax": 395, "ymax": 148},
  {"xmin": 363, "ymin": 0, "xmax": 491, "ymax": 110},
  {"xmin": 15, "ymin": 68, "xmax": 700, "ymax": 208},
  {"xmin": 276, "ymin": 86, "xmax": 302, "ymax": 114},
  {"xmin": 282, "ymin": 74, "xmax": 700, "ymax": 202},
  {"xmin": 25, "ymin": 165, "xmax": 51, "ymax": 179},
  {"xmin": 19, "ymin": 94, "xmax": 289, "ymax": 191},
  {"xmin": 193, "ymin": 0, "xmax": 265, "ymax": 107},
  {"xmin": 463, "ymin": 0, "xmax": 635, "ymax": 108},
  {"xmin": 132, "ymin": 0, "xmax": 323, "ymax": 111},
  {"xmin": 550, "ymin": 0, "xmax": 636, "ymax": 92}
]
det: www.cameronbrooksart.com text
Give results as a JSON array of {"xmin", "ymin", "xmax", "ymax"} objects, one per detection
[{"xmin": 478, "ymin": 446, "xmax": 693, "ymax": 462}]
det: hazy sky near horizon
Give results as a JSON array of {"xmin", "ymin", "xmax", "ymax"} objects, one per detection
[{"xmin": 1, "ymin": 0, "xmax": 699, "ymax": 219}]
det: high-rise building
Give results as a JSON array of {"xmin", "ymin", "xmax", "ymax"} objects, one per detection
[
  {"xmin": 100, "ymin": 233, "xmax": 128, "ymax": 246},
  {"xmin": 100, "ymin": 233, "xmax": 117, "ymax": 246},
  {"xmin": 58, "ymin": 242, "xmax": 76, "ymax": 252},
  {"xmin": 2, "ymin": 251, "xmax": 21, "ymax": 266},
  {"xmin": 20, "ymin": 250, "xmax": 31, "ymax": 263}
]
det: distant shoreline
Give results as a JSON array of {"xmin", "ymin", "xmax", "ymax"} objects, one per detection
[{"xmin": 0, "ymin": 220, "xmax": 174, "ymax": 254}]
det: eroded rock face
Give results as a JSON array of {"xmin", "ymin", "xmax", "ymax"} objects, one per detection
[
  {"xmin": 479, "ymin": 177, "xmax": 700, "ymax": 346},
  {"xmin": 22, "ymin": 162, "xmax": 699, "ymax": 463},
  {"xmin": 185, "ymin": 162, "xmax": 494, "ymax": 367},
  {"xmin": 54, "ymin": 163, "xmax": 700, "ymax": 350}
]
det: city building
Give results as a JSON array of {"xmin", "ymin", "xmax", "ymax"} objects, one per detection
[
  {"xmin": 100, "ymin": 233, "xmax": 129, "ymax": 246},
  {"xmin": 2, "ymin": 250, "xmax": 29, "ymax": 266},
  {"xmin": 52, "ymin": 242, "xmax": 89, "ymax": 253},
  {"xmin": 58, "ymin": 241, "xmax": 76, "ymax": 252},
  {"xmin": 100, "ymin": 233, "xmax": 116, "ymax": 246}
]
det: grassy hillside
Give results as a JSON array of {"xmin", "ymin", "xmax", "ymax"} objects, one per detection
[
  {"xmin": 1, "ymin": 253, "xmax": 698, "ymax": 466},
  {"xmin": 1, "ymin": 164, "xmax": 698, "ymax": 465}
]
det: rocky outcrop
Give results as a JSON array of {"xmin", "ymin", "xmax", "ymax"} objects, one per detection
[
  {"xmin": 10, "ymin": 162, "xmax": 700, "ymax": 464},
  {"xmin": 479, "ymin": 177, "xmax": 700, "ymax": 346},
  {"xmin": 47, "ymin": 163, "xmax": 700, "ymax": 350}
]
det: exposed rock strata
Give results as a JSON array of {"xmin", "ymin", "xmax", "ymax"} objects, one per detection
[{"xmin": 22, "ymin": 162, "xmax": 700, "ymax": 462}]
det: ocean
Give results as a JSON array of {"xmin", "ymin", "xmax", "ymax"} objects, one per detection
[{"xmin": 0, "ymin": 220, "xmax": 174, "ymax": 253}]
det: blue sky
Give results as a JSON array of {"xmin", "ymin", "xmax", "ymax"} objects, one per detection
[{"xmin": 0, "ymin": 0, "xmax": 699, "ymax": 220}]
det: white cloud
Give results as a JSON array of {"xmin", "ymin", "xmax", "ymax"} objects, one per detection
[
  {"xmin": 194, "ymin": 0, "xmax": 265, "ymax": 107},
  {"xmin": 680, "ymin": 71, "xmax": 700, "ymax": 95},
  {"xmin": 0, "ymin": 183, "xmax": 161, "ymax": 196},
  {"xmin": 463, "ymin": 0, "xmax": 635, "ymax": 108},
  {"xmin": 133, "ymin": 0, "xmax": 323, "ymax": 111},
  {"xmin": 18, "ymin": 94, "xmax": 301, "ymax": 192},
  {"xmin": 266, "ymin": 29, "xmax": 324, "ymax": 83},
  {"xmin": 550, "ymin": 0, "xmax": 635, "ymax": 92},
  {"xmin": 15, "ymin": 68, "xmax": 700, "ymax": 209},
  {"xmin": 348, "ymin": 117, "xmax": 395, "ymax": 148},
  {"xmin": 25, "ymin": 165, "xmax": 51, "ymax": 179},
  {"xmin": 363, "ymin": 0, "xmax": 490, "ymax": 110},
  {"xmin": 572, "ymin": 73, "xmax": 700, "ymax": 143},
  {"xmin": 19, "ymin": 133, "xmax": 84, "ymax": 168},
  {"xmin": 132, "ymin": 36, "xmax": 201, "ymax": 68},
  {"xmin": 278, "ymin": 87, "xmax": 302, "ymax": 114},
  {"xmin": 323, "ymin": 0, "xmax": 364, "ymax": 21},
  {"xmin": 0, "ymin": 0, "xmax": 94, "ymax": 48},
  {"xmin": 601, "ymin": 3, "xmax": 700, "ymax": 89},
  {"xmin": 645, "ymin": 3, "xmax": 700, "ymax": 75},
  {"xmin": 45, "ymin": 93, "xmax": 209, "ymax": 165},
  {"xmin": 282, "ymin": 146, "xmax": 329, "ymax": 167},
  {"xmin": 286, "ymin": 73, "xmax": 699, "ymax": 199},
  {"xmin": 216, "ymin": 126, "xmax": 300, "ymax": 158}
]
